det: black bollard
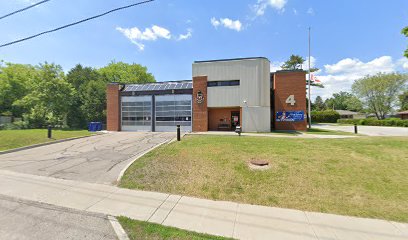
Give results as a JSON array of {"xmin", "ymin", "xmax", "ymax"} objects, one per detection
[
  {"xmin": 48, "ymin": 125, "xmax": 52, "ymax": 139},
  {"xmin": 177, "ymin": 125, "xmax": 181, "ymax": 141},
  {"xmin": 354, "ymin": 124, "xmax": 358, "ymax": 134}
]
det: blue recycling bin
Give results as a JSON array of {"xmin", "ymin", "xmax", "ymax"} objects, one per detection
[{"xmin": 88, "ymin": 122, "xmax": 102, "ymax": 132}]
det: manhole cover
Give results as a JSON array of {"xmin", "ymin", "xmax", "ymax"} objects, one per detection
[
  {"xmin": 248, "ymin": 159, "xmax": 270, "ymax": 170},
  {"xmin": 250, "ymin": 160, "xmax": 269, "ymax": 166}
]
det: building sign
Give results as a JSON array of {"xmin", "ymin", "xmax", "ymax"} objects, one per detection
[
  {"xmin": 196, "ymin": 90, "xmax": 204, "ymax": 104},
  {"xmin": 276, "ymin": 111, "xmax": 304, "ymax": 122}
]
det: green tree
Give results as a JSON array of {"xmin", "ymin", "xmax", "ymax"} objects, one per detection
[
  {"xmin": 313, "ymin": 96, "xmax": 325, "ymax": 111},
  {"xmin": 402, "ymin": 26, "xmax": 408, "ymax": 58},
  {"xmin": 324, "ymin": 91, "xmax": 363, "ymax": 112},
  {"xmin": 352, "ymin": 73, "xmax": 408, "ymax": 119},
  {"xmin": 14, "ymin": 63, "xmax": 75, "ymax": 127},
  {"xmin": 0, "ymin": 63, "xmax": 36, "ymax": 117},
  {"xmin": 66, "ymin": 64, "xmax": 102, "ymax": 128},
  {"xmin": 99, "ymin": 61, "xmax": 155, "ymax": 84},
  {"xmin": 399, "ymin": 91, "xmax": 408, "ymax": 111},
  {"xmin": 281, "ymin": 55, "xmax": 305, "ymax": 70},
  {"xmin": 80, "ymin": 80, "xmax": 107, "ymax": 123}
]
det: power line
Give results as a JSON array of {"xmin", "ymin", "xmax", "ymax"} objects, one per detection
[
  {"xmin": 0, "ymin": 0, "xmax": 51, "ymax": 21},
  {"xmin": 0, "ymin": 0, "xmax": 155, "ymax": 48}
]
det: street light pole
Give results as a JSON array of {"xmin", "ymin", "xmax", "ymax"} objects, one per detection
[{"xmin": 308, "ymin": 27, "xmax": 312, "ymax": 129}]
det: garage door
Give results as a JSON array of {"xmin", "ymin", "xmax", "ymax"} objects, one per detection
[
  {"xmin": 155, "ymin": 95, "xmax": 192, "ymax": 132},
  {"xmin": 121, "ymin": 96, "xmax": 152, "ymax": 131}
]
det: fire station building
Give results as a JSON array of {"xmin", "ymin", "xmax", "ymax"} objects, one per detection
[{"xmin": 107, "ymin": 57, "xmax": 307, "ymax": 132}]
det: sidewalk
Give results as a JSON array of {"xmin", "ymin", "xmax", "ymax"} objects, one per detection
[
  {"xmin": 188, "ymin": 131, "xmax": 356, "ymax": 139},
  {"xmin": 0, "ymin": 169, "xmax": 406, "ymax": 240}
]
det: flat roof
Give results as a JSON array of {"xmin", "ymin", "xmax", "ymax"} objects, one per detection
[{"xmin": 194, "ymin": 57, "xmax": 270, "ymax": 64}]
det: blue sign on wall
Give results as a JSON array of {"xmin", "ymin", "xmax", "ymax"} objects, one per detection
[{"xmin": 276, "ymin": 111, "xmax": 305, "ymax": 122}]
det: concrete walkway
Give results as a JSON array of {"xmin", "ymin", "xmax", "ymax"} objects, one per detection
[
  {"xmin": 312, "ymin": 124, "xmax": 408, "ymax": 136},
  {"xmin": 0, "ymin": 170, "xmax": 406, "ymax": 240},
  {"xmin": 188, "ymin": 131, "xmax": 356, "ymax": 139}
]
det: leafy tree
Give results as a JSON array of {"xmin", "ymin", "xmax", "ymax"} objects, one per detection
[
  {"xmin": 66, "ymin": 64, "xmax": 102, "ymax": 128},
  {"xmin": 14, "ymin": 63, "xmax": 74, "ymax": 127},
  {"xmin": 402, "ymin": 26, "xmax": 408, "ymax": 58},
  {"xmin": 99, "ymin": 61, "xmax": 155, "ymax": 84},
  {"xmin": 80, "ymin": 80, "xmax": 107, "ymax": 123},
  {"xmin": 352, "ymin": 73, "xmax": 408, "ymax": 119},
  {"xmin": 313, "ymin": 96, "xmax": 325, "ymax": 111},
  {"xmin": 0, "ymin": 63, "xmax": 36, "ymax": 117},
  {"xmin": 399, "ymin": 91, "xmax": 408, "ymax": 111},
  {"xmin": 324, "ymin": 91, "xmax": 363, "ymax": 112},
  {"xmin": 281, "ymin": 55, "xmax": 305, "ymax": 70}
]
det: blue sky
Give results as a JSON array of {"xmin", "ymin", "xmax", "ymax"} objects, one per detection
[{"xmin": 1, "ymin": 0, "xmax": 408, "ymax": 99}]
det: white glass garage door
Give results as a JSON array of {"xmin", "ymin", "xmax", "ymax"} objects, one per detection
[
  {"xmin": 121, "ymin": 96, "xmax": 152, "ymax": 131},
  {"xmin": 155, "ymin": 95, "xmax": 192, "ymax": 132}
]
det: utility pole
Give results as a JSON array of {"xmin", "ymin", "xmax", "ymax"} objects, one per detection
[{"xmin": 308, "ymin": 27, "xmax": 312, "ymax": 129}]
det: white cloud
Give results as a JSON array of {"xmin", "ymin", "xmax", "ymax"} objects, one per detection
[
  {"xmin": 307, "ymin": 7, "xmax": 315, "ymax": 16},
  {"xmin": 270, "ymin": 61, "xmax": 284, "ymax": 72},
  {"xmin": 116, "ymin": 25, "xmax": 191, "ymax": 50},
  {"xmin": 397, "ymin": 58, "xmax": 408, "ymax": 70},
  {"xmin": 253, "ymin": 0, "xmax": 287, "ymax": 16},
  {"xmin": 211, "ymin": 18, "xmax": 242, "ymax": 32},
  {"xmin": 177, "ymin": 28, "xmax": 193, "ymax": 41},
  {"xmin": 293, "ymin": 8, "xmax": 298, "ymax": 15},
  {"xmin": 312, "ymin": 56, "xmax": 403, "ymax": 100}
]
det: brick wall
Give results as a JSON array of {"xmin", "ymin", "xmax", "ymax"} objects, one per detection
[
  {"xmin": 192, "ymin": 76, "xmax": 208, "ymax": 132},
  {"xmin": 274, "ymin": 71, "xmax": 307, "ymax": 131},
  {"xmin": 106, "ymin": 83, "xmax": 121, "ymax": 131},
  {"xmin": 208, "ymin": 107, "xmax": 241, "ymax": 131}
]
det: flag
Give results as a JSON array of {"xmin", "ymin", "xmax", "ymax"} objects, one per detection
[{"xmin": 311, "ymin": 74, "xmax": 321, "ymax": 83}]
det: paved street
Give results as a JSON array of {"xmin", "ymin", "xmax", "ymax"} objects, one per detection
[
  {"xmin": 313, "ymin": 124, "xmax": 408, "ymax": 136},
  {"xmin": 0, "ymin": 194, "xmax": 117, "ymax": 240},
  {"xmin": 0, "ymin": 132, "xmax": 174, "ymax": 185},
  {"xmin": 0, "ymin": 169, "xmax": 406, "ymax": 240}
]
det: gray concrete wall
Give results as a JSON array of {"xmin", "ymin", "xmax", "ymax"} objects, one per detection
[{"xmin": 193, "ymin": 58, "xmax": 271, "ymax": 132}]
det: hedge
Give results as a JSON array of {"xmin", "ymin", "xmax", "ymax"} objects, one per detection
[
  {"xmin": 311, "ymin": 110, "xmax": 340, "ymax": 123},
  {"xmin": 337, "ymin": 118, "xmax": 408, "ymax": 127}
]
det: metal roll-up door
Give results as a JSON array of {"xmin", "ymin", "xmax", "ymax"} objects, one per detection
[
  {"xmin": 155, "ymin": 94, "xmax": 192, "ymax": 132},
  {"xmin": 121, "ymin": 96, "xmax": 152, "ymax": 131}
]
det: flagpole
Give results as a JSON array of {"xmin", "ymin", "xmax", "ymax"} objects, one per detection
[{"xmin": 308, "ymin": 27, "xmax": 312, "ymax": 129}]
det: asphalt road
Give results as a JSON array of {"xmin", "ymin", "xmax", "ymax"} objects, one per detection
[
  {"xmin": 0, "ymin": 132, "xmax": 174, "ymax": 185},
  {"xmin": 312, "ymin": 124, "xmax": 408, "ymax": 136},
  {"xmin": 0, "ymin": 194, "xmax": 117, "ymax": 240}
]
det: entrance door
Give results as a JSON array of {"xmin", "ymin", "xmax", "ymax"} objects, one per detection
[{"xmin": 231, "ymin": 111, "xmax": 240, "ymax": 130}]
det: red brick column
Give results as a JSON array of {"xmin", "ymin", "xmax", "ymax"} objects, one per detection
[
  {"xmin": 192, "ymin": 76, "xmax": 208, "ymax": 132},
  {"xmin": 274, "ymin": 71, "xmax": 307, "ymax": 131},
  {"xmin": 106, "ymin": 83, "xmax": 121, "ymax": 131}
]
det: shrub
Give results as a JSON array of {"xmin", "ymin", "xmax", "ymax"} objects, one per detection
[{"xmin": 311, "ymin": 110, "xmax": 340, "ymax": 123}]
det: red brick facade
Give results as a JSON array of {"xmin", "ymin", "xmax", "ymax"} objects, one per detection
[
  {"xmin": 273, "ymin": 71, "xmax": 307, "ymax": 131},
  {"xmin": 192, "ymin": 76, "xmax": 208, "ymax": 132},
  {"xmin": 106, "ymin": 83, "xmax": 121, "ymax": 131},
  {"xmin": 208, "ymin": 107, "xmax": 241, "ymax": 131}
]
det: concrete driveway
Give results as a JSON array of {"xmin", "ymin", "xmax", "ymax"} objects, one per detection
[
  {"xmin": 0, "ymin": 132, "xmax": 174, "ymax": 185},
  {"xmin": 313, "ymin": 124, "xmax": 408, "ymax": 136}
]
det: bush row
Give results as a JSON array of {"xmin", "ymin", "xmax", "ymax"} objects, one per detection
[
  {"xmin": 337, "ymin": 118, "xmax": 408, "ymax": 127},
  {"xmin": 311, "ymin": 110, "xmax": 340, "ymax": 123}
]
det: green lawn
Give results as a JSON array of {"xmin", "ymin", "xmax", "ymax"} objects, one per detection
[
  {"xmin": 120, "ymin": 135, "xmax": 408, "ymax": 223},
  {"xmin": 0, "ymin": 129, "xmax": 94, "ymax": 151},
  {"xmin": 118, "ymin": 217, "xmax": 232, "ymax": 240}
]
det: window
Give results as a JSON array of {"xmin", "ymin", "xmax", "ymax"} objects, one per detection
[{"xmin": 207, "ymin": 80, "xmax": 240, "ymax": 87}]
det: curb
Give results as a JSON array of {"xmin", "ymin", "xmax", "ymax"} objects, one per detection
[
  {"xmin": 0, "ymin": 134, "xmax": 99, "ymax": 155},
  {"xmin": 116, "ymin": 138, "xmax": 174, "ymax": 184},
  {"xmin": 108, "ymin": 216, "xmax": 130, "ymax": 240}
]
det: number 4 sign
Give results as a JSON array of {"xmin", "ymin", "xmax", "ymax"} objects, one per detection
[{"xmin": 286, "ymin": 95, "xmax": 296, "ymax": 106}]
